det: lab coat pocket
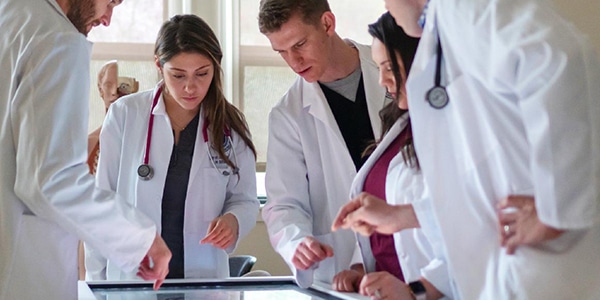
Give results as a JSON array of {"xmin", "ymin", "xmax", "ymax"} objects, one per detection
[{"xmin": 187, "ymin": 168, "xmax": 228, "ymax": 221}]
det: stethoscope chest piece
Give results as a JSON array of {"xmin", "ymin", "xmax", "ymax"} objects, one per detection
[
  {"xmin": 426, "ymin": 35, "xmax": 450, "ymax": 109},
  {"xmin": 137, "ymin": 164, "xmax": 154, "ymax": 181},
  {"xmin": 426, "ymin": 85, "xmax": 449, "ymax": 109}
]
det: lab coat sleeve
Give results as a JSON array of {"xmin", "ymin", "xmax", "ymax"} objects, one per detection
[
  {"xmin": 262, "ymin": 106, "xmax": 314, "ymax": 275},
  {"xmin": 94, "ymin": 102, "xmax": 125, "ymax": 194},
  {"xmin": 83, "ymin": 97, "xmax": 127, "ymax": 280},
  {"xmin": 221, "ymin": 131, "xmax": 259, "ymax": 253},
  {"xmin": 11, "ymin": 33, "xmax": 156, "ymax": 274},
  {"xmin": 412, "ymin": 192, "xmax": 453, "ymax": 298},
  {"xmin": 484, "ymin": 1, "xmax": 600, "ymax": 228}
]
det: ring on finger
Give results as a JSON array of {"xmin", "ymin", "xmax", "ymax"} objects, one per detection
[
  {"xmin": 374, "ymin": 288, "xmax": 382, "ymax": 299},
  {"xmin": 503, "ymin": 224, "xmax": 510, "ymax": 235}
]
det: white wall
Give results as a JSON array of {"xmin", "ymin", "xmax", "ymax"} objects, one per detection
[
  {"xmin": 231, "ymin": 211, "xmax": 292, "ymax": 276},
  {"xmin": 553, "ymin": 0, "xmax": 600, "ymax": 54}
]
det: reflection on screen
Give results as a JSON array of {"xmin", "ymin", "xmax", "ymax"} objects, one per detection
[{"xmin": 91, "ymin": 283, "xmax": 337, "ymax": 300}]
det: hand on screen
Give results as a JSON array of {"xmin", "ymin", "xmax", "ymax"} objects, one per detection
[
  {"xmin": 137, "ymin": 233, "xmax": 171, "ymax": 290},
  {"xmin": 359, "ymin": 271, "xmax": 412, "ymax": 299},
  {"xmin": 332, "ymin": 265, "xmax": 364, "ymax": 292}
]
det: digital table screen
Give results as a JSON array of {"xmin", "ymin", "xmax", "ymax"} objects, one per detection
[{"xmin": 81, "ymin": 277, "xmax": 365, "ymax": 300}]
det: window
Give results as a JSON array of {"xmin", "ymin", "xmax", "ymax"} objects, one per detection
[{"xmin": 86, "ymin": 1, "xmax": 386, "ymax": 195}]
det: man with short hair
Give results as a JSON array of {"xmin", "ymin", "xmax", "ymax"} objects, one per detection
[
  {"xmin": 258, "ymin": 0, "xmax": 388, "ymax": 288},
  {"xmin": 0, "ymin": 0, "xmax": 171, "ymax": 298}
]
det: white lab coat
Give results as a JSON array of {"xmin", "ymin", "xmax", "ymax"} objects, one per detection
[
  {"xmin": 351, "ymin": 114, "xmax": 455, "ymax": 298},
  {"xmin": 85, "ymin": 83, "xmax": 259, "ymax": 280},
  {"xmin": 407, "ymin": 0, "xmax": 600, "ymax": 298},
  {"xmin": 0, "ymin": 0, "xmax": 157, "ymax": 299},
  {"xmin": 262, "ymin": 40, "xmax": 387, "ymax": 288}
]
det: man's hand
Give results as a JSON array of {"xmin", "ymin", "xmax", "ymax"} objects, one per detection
[
  {"xmin": 498, "ymin": 195, "xmax": 564, "ymax": 255},
  {"xmin": 292, "ymin": 236, "xmax": 334, "ymax": 270},
  {"xmin": 137, "ymin": 233, "xmax": 171, "ymax": 290},
  {"xmin": 332, "ymin": 264, "xmax": 364, "ymax": 292}
]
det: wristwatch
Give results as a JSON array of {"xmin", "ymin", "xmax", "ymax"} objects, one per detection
[{"xmin": 409, "ymin": 280, "xmax": 427, "ymax": 300}]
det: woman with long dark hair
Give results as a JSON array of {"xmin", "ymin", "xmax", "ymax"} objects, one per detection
[
  {"xmin": 332, "ymin": 12, "xmax": 452, "ymax": 299},
  {"xmin": 85, "ymin": 14, "xmax": 259, "ymax": 280}
]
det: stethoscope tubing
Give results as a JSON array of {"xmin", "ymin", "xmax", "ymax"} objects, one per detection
[{"xmin": 138, "ymin": 84, "xmax": 237, "ymax": 180}]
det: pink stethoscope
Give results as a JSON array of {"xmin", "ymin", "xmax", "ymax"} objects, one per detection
[{"xmin": 137, "ymin": 85, "xmax": 238, "ymax": 180}]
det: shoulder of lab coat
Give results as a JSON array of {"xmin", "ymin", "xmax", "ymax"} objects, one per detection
[{"xmin": 433, "ymin": 0, "xmax": 600, "ymax": 228}]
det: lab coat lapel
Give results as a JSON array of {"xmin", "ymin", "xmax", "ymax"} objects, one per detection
[
  {"xmin": 351, "ymin": 115, "xmax": 408, "ymax": 197},
  {"xmin": 135, "ymin": 92, "xmax": 173, "ymax": 229},
  {"xmin": 354, "ymin": 41, "xmax": 387, "ymax": 139},
  {"xmin": 188, "ymin": 110, "xmax": 206, "ymax": 186},
  {"xmin": 303, "ymin": 82, "xmax": 347, "ymax": 148}
]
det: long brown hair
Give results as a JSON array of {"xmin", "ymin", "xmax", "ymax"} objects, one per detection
[
  {"xmin": 155, "ymin": 14, "xmax": 257, "ymax": 169},
  {"xmin": 366, "ymin": 12, "xmax": 420, "ymax": 168}
]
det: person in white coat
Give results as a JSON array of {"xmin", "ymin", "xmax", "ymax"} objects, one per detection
[
  {"xmin": 258, "ymin": 0, "xmax": 387, "ymax": 288},
  {"xmin": 333, "ymin": 12, "xmax": 454, "ymax": 300},
  {"xmin": 85, "ymin": 14, "xmax": 259, "ymax": 280},
  {"xmin": 0, "ymin": 0, "xmax": 171, "ymax": 299},
  {"xmin": 337, "ymin": 0, "xmax": 600, "ymax": 298}
]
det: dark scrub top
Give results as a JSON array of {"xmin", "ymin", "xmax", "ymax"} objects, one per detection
[{"xmin": 161, "ymin": 114, "xmax": 199, "ymax": 279}]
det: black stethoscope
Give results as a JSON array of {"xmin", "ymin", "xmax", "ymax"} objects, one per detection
[
  {"xmin": 137, "ymin": 85, "xmax": 238, "ymax": 180},
  {"xmin": 425, "ymin": 36, "xmax": 450, "ymax": 109}
]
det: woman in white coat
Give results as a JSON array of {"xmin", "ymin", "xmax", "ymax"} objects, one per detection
[
  {"xmin": 85, "ymin": 14, "xmax": 259, "ymax": 280},
  {"xmin": 339, "ymin": 0, "xmax": 600, "ymax": 298},
  {"xmin": 333, "ymin": 13, "xmax": 453, "ymax": 299}
]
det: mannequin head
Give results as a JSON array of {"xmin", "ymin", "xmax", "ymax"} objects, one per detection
[{"xmin": 97, "ymin": 60, "xmax": 138, "ymax": 111}]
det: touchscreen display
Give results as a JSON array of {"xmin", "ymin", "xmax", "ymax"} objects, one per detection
[{"xmin": 88, "ymin": 279, "xmax": 341, "ymax": 300}]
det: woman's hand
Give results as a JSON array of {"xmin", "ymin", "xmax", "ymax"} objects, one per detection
[
  {"xmin": 332, "ymin": 192, "xmax": 419, "ymax": 236},
  {"xmin": 498, "ymin": 195, "xmax": 564, "ymax": 254},
  {"xmin": 359, "ymin": 271, "xmax": 412, "ymax": 300},
  {"xmin": 332, "ymin": 264, "xmax": 365, "ymax": 292},
  {"xmin": 200, "ymin": 213, "xmax": 239, "ymax": 249}
]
